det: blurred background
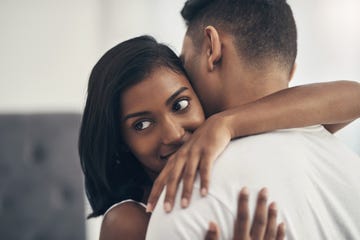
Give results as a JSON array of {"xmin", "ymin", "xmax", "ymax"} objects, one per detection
[{"xmin": 0, "ymin": 0, "xmax": 359, "ymax": 239}]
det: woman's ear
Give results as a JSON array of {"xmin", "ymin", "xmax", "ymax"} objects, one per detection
[{"xmin": 204, "ymin": 26, "xmax": 222, "ymax": 72}]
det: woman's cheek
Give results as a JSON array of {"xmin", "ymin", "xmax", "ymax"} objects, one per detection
[{"xmin": 128, "ymin": 135, "xmax": 158, "ymax": 164}]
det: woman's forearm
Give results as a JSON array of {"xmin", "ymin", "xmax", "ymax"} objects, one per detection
[{"xmin": 220, "ymin": 80, "xmax": 360, "ymax": 138}]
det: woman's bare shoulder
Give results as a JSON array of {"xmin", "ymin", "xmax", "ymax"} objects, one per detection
[{"xmin": 99, "ymin": 202, "xmax": 151, "ymax": 240}]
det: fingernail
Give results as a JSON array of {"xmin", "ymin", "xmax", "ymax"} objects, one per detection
[
  {"xmin": 164, "ymin": 202, "xmax": 172, "ymax": 213},
  {"xmin": 208, "ymin": 222, "xmax": 217, "ymax": 232},
  {"xmin": 241, "ymin": 187, "xmax": 249, "ymax": 195},
  {"xmin": 181, "ymin": 198, "xmax": 189, "ymax": 208},
  {"xmin": 280, "ymin": 222, "xmax": 286, "ymax": 230},
  {"xmin": 270, "ymin": 202, "xmax": 277, "ymax": 210},
  {"xmin": 146, "ymin": 203, "xmax": 152, "ymax": 213},
  {"xmin": 201, "ymin": 188, "xmax": 208, "ymax": 197},
  {"xmin": 261, "ymin": 187, "xmax": 268, "ymax": 197}
]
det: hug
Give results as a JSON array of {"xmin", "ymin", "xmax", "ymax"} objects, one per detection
[{"xmin": 79, "ymin": 0, "xmax": 360, "ymax": 239}]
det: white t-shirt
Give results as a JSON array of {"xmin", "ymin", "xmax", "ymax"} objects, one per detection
[{"xmin": 146, "ymin": 126, "xmax": 360, "ymax": 240}]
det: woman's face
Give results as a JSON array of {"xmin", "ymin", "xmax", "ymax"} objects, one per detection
[{"xmin": 120, "ymin": 67, "xmax": 205, "ymax": 180}]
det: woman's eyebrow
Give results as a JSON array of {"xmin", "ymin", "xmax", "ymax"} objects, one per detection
[
  {"xmin": 123, "ymin": 111, "xmax": 151, "ymax": 121},
  {"xmin": 123, "ymin": 87, "xmax": 188, "ymax": 121},
  {"xmin": 165, "ymin": 87, "xmax": 188, "ymax": 106}
]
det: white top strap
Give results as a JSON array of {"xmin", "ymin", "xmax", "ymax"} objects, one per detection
[{"xmin": 104, "ymin": 199, "xmax": 146, "ymax": 217}]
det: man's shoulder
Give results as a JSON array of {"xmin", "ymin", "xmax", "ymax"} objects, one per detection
[
  {"xmin": 204, "ymin": 126, "xmax": 326, "ymax": 207},
  {"xmin": 146, "ymin": 187, "xmax": 234, "ymax": 240},
  {"xmin": 222, "ymin": 125, "xmax": 327, "ymax": 156}
]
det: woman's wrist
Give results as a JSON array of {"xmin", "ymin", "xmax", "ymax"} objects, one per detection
[
  {"xmin": 216, "ymin": 104, "xmax": 267, "ymax": 140},
  {"xmin": 215, "ymin": 109, "xmax": 242, "ymax": 140}
]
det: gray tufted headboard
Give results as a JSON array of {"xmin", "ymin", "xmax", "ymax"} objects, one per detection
[{"xmin": 0, "ymin": 114, "xmax": 86, "ymax": 240}]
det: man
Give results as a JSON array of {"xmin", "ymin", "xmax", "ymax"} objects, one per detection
[{"xmin": 146, "ymin": 0, "xmax": 360, "ymax": 239}]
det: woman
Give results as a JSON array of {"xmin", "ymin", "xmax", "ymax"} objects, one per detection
[{"xmin": 79, "ymin": 35, "xmax": 360, "ymax": 239}]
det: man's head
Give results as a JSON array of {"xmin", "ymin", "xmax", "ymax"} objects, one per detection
[{"xmin": 180, "ymin": 0, "xmax": 297, "ymax": 115}]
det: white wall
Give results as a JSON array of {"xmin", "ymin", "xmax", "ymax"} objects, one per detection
[
  {"xmin": 1, "ymin": 1, "xmax": 359, "ymax": 240},
  {"xmin": 96, "ymin": 0, "xmax": 186, "ymax": 53},
  {"xmin": 0, "ymin": 0, "xmax": 103, "ymax": 113},
  {"xmin": 287, "ymin": 0, "xmax": 360, "ymax": 154},
  {"xmin": 289, "ymin": 0, "xmax": 360, "ymax": 83}
]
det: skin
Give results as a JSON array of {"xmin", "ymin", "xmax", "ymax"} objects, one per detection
[
  {"xmin": 100, "ymin": 23, "xmax": 360, "ymax": 240},
  {"xmin": 100, "ymin": 66, "xmax": 284, "ymax": 240},
  {"xmin": 181, "ymin": 27, "xmax": 292, "ymax": 112},
  {"xmin": 101, "ymin": 67, "xmax": 204, "ymax": 240},
  {"xmin": 205, "ymin": 188, "xmax": 286, "ymax": 240},
  {"xmin": 147, "ymin": 26, "xmax": 360, "ymax": 213},
  {"xmin": 120, "ymin": 67, "xmax": 204, "ymax": 182}
]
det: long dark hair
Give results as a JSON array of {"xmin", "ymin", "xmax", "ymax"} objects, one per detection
[{"xmin": 79, "ymin": 35, "xmax": 187, "ymax": 218}]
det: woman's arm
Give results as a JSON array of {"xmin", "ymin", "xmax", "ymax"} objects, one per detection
[
  {"xmin": 147, "ymin": 80, "xmax": 360, "ymax": 212},
  {"xmin": 100, "ymin": 203, "xmax": 150, "ymax": 240},
  {"xmin": 225, "ymin": 80, "xmax": 360, "ymax": 138}
]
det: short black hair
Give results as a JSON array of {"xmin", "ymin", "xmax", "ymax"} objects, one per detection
[
  {"xmin": 181, "ymin": 0, "xmax": 297, "ymax": 70},
  {"xmin": 79, "ymin": 35, "xmax": 186, "ymax": 218}
]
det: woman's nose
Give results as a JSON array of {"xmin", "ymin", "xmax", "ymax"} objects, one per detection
[{"xmin": 161, "ymin": 116, "xmax": 185, "ymax": 145}]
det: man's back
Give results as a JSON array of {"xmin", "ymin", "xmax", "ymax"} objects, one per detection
[{"xmin": 146, "ymin": 126, "xmax": 360, "ymax": 239}]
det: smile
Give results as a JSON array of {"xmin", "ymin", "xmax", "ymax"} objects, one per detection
[{"xmin": 160, "ymin": 151, "xmax": 177, "ymax": 161}]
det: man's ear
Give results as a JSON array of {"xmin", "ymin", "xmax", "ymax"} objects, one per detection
[
  {"xmin": 204, "ymin": 26, "xmax": 222, "ymax": 72},
  {"xmin": 289, "ymin": 62, "xmax": 297, "ymax": 82}
]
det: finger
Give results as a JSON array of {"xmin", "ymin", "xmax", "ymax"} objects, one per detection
[
  {"xmin": 233, "ymin": 187, "xmax": 250, "ymax": 240},
  {"xmin": 146, "ymin": 166, "xmax": 169, "ymax": 212},
  {"xmin": 275, "ymin": 223, "xmax": 286, "ymax": 240},
  {"xmin": 163, "ymin": 158, "xmax": 186, "ymax": 213},
  {"xmin": 264, "ymin": 202, "xmax": 277, "ymax": 240},
  {"xmin": 180, "ymin": 151, "xmax": 200, "ymax": 208},
  {"xmin": 199, "ymin": 151, "xmax": 216, "ymax": 197},
  {"xmin": 204, "ymin": 222, "xmax": 220, "ymax": 240},
  {"xmin": 250, "ymin": 188, "xmax": 268, "ymax": 240}
]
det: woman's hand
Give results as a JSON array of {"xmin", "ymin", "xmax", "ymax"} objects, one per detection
[
  {"xmin": 146, "ymin": 81, "xmax": 360, "ymax": 213},
  {"xmin": 146, "ymin": 114, "xmax": 232, "ymax": 212},
  {"xmin": 205, "ymin": 188, "xmax": 286, "ymax": 240}
]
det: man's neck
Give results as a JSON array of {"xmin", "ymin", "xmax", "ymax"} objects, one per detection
[
  {"xmin": 213, "ymin": 35, "xmax": 292, "ymax": 111},
  {"xmin": 203, "ymin": 33, "xmax": 293, "ymax": 113},
  {"xmin": 220, "ymin": 64, "xmax": 290, "ymax": 110}
]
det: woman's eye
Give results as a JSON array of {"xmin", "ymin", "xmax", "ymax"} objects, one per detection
[
  {"xmin": 134, "ymin": 120, "xmax": 152, "ymax": 131},
  {"xmin": 173, "ymin": 99, "xmax": 190, "ymax": 112}
]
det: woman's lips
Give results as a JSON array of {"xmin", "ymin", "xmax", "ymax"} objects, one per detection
[
  {"xmin": 159, "ymin": 132, "xmax": 191, "ymax": 161},
  {"xmin": 160, "ymin": 151, "xmax": 177, "ymax": 161}
]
